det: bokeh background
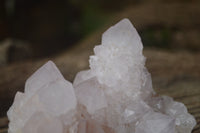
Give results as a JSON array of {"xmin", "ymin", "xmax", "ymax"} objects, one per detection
[
  {"xmin": 0, "ymin": 0, "xmax": 199, "ymax": 65},
  {"xmin": 0, "ymin": 0, "xmax": 200, "ymax": 132}
]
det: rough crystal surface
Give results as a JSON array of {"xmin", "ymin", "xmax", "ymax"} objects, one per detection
[
  {"xmin": 7, "ymin": 18, "xmax": 196, "ymax": 133},
  {"xmin": 7, "ymin": 61, "xmax": 77, "ymax": 133}
]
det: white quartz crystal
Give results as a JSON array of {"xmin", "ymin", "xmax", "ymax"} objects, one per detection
[
  {"xmin": 7, "ymin": 61, "xmax": 77, "ymax": 133},
  {"xmin": 7, "ymin": 18, "xmax": 196, "ymax": 133}
]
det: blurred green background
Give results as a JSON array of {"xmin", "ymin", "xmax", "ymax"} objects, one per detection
[
  {"xmin": 0, "ymin": 0, "xmax": 130, "ymax": 61},
  {"xmin": 0, "ymin": 0, "xmax": 199, "ymax": 66}
]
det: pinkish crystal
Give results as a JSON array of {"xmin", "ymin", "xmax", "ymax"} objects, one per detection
[{"xmin": 7, "ymin": 19, "xmax": 196, "ymax": 133}]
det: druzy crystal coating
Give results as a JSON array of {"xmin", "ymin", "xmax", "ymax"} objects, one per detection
[{"xmin": 7, "ymin": 19, "xmax": 196, "ymax": 133}]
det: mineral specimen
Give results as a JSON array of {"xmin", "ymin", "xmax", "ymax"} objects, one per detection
[{"xmin": 7, "ymin": 18, "xmax": 196, "ymax": 133}]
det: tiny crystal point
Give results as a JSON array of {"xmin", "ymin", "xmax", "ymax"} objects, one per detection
[{"xmin": 7, "ymin": 18, "xmax": 196, "ymax": 133}]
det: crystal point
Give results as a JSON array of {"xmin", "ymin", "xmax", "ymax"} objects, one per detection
[
  {"xmin": 7, "ymin": 61, "xmax": 77, "ymax": 133},
  {"xmin": 7, "ymin": 19, "xmax": 196, "ymax": 133}
]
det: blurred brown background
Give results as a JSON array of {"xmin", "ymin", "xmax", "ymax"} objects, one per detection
[{"xmin": 0, "ymin": 0, "xmax": 200, "ymax": 132}]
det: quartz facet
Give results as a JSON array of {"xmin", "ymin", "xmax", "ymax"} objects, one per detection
[{"xmin": 7, "ymin": 19, "xmax": 196, "ymax": 133}]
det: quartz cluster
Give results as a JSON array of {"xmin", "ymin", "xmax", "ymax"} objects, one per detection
[{"xmin": 7, "ymin": 19, "xmax": 196, "ymax": 133}]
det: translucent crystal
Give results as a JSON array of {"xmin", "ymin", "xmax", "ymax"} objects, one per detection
[
  {"xmin": 25, "ymin": 61, "xmax": 64, "ymax": 95},
  {"xmin": 135, "ymin": 112, "xmax": 176, "ymax": 133},
  {"xmin": 75, "ymin": 77, "xmax": 107, "ymax": 114},
  {"xmin": 22, "ymin": 112, "xmax": 63, "ymax": 133},
  {"xmin": 7, "ymin": 19, "xmax": 196, "ymax": 133},
  {"xmin": 7, "ymin": 61, "xmax": 77, "ymax": 133}
]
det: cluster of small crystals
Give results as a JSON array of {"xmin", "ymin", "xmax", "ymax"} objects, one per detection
[{"xmin": 7, "ymin": 19, "xmax": 196, "ymax": 133}]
